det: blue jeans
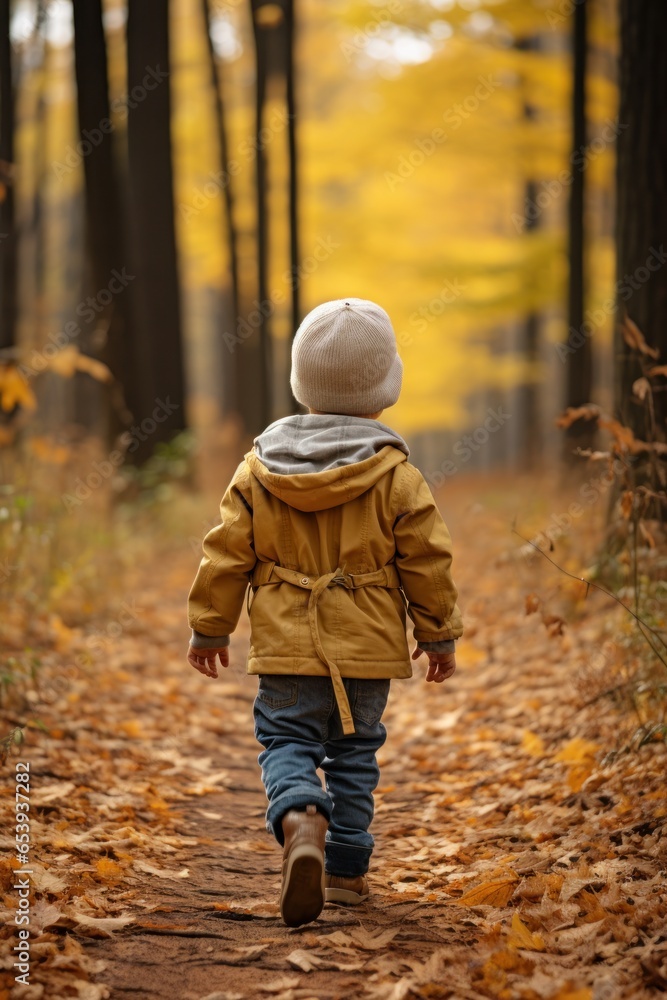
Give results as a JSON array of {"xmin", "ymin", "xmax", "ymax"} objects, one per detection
[{"xmin": 253, "ymin": 674, "xmax": 390, "ymax": 878}]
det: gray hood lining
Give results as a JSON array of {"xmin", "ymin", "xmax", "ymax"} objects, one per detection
[{"xmin": 253, "ymin": 414, "xmax": 409, "ymax": 475}]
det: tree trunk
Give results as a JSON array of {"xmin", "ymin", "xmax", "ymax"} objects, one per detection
[
  {"xmin": 0, "ymin": 0, "xmax": 17, "ymax": 351},
  {"xmin": 250, "ymin": 1, "xmax": 273, "ymax": 428},
  {"xmin": 517, "ymin": 35, "xmax": 542, "ymax": 469},
  {"xmin": 72, "ymin": 0, "xmax": 131, "ymax": 433},
  {"xmin": 126, "ymin": 0, "xmax": 186, "ymax": 457},
  {"xmin": 201, "ymin": 0, "xmax": 243, "ymax": 420},
  {"xmin": 615, "ymin": 0, "xmax": 667, "ymax": 444},
  {"xmin": 249, "ymin": 0, "xmax": 300, "ymax": 425},
  {"xmin": 285, "ymin": 0, "xmax": 299, "ymax": 341},
  {"xmin": 563, "ymin": 0, "xmax": 593, "ymax": 458}
]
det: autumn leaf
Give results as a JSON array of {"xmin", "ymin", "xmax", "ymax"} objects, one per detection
[
  {"xmin": 621, "ymin": 315, "xmax": 659, "ymax": 359},
  {"xmin": 95, "ymin": 858, "xmax": 125, "ymax": 881},
  {"xmin": 598, "ymin": 415, "xmax": 637, "ymax": 452},
  {"xmin": 556, "ymin": 404, "xmax": 601, "ymax": 428},
  {"xmin": 259, "ymin": 977, "xmax": 301, "ymax": 993},
  {"xmin": 553, "ymin": 738, "xmax": 600, "ymax": 764},
  {"xmin": 349, "ymin": 927, "xmax": 399, "ymax": 950},
  {"xmin": 68, "ymin": 910, "xmax": 135, "ymax": 937},
  {"xmin": 522, "ymin": 730, "xmax": 545, "ymax": 757},
  {"xmin": 0, "ymin": 364, "xmax": 37, "ymax": 411},
  {"xmin": 449, "ymin": 872, "xmax": 520, "ymax": 908},
  {"xmin": 287, "ymin": 949, "xmax": 362, "ymax": 972},
  {"xmin": 133, "ymin": 860, "xmax": 190, "ymax": 879},
  {"xmin": 525, "ymin": 593, "xmax": 540, "ymax": 615},
  {"xmin": 507, "ymin": 912, "xmax": 546, "ymax": 951},
  {"xmin": 543, "ymin": 613, "xmax": 566, "ymax": 637}
]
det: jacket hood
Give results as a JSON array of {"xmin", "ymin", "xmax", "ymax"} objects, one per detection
[{"xmin": 245, "ymin": 413, "xmax": 409, "ymax": 512}]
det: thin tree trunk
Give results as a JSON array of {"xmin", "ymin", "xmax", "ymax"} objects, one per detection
[
  {"xmin": 201, "ymin": 0, "xmax": 241, "ymax": 419},
  {"xmin": 563, "ymin": 0, "xmax": 593, "ymax": 458},
  {"xmin": 517, "ymin": 35, "xmax": 542, "ymax": 469},
  {"xmin": 126, "ymin": 0, "xmax": 186, "ymax": 457},
  {"xmin": 250, "ymin": 2, "xmax": 272, "ymax": 427},
  {"xmin": 72, "ymin": 0, "xmax": 131, "ymax": 433},
  {"xmin": 201, "ymin": 0, "xmax": 239, "ymax": 322},
  {"xmin": 285, "ymin": 0, "xmax": 299, "ymax": 340},
  {"xmin": 0, "ymin": 0, "xmax": 17, "ymax": 351}
]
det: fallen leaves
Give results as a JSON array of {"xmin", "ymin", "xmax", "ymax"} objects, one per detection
[
  {"xmin": 287, "ymin": 947, "xmax": 363, "ymax": 972},
  {"xmin": 449, "ymin": 872, "xmax": 520, "ymax": 908},
  {"xmin": 507, "ymin": 912, "xmax": 545, "ymax": 951},
  {"xmin": 1, "ymin": 480, "xmax": 665, "ymax": 1000},
  {"xmin": 133, "ymin": 861, "xmax": 190, "ymax": 879}
]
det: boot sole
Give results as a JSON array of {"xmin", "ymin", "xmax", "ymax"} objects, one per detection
[
  {"xmin": 325, "ymin": 887, "xmax": 369, "ymax": 905},
  {"xmin": 281, "ymin": 845, "xmax": 325, "ymax": 927}
]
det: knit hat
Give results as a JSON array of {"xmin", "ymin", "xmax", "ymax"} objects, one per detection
[{"xmin": 290, "ymin": 298, "xmax": 403, "ymax": 416}]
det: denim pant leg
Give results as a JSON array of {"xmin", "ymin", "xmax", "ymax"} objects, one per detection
[
  {"xmin": 322, "ymin": 678, "xmax": 390, "ymax": 878},
  {"xmin": 253, "ymin": 675, "xmax": 334, "ymax": 845}
]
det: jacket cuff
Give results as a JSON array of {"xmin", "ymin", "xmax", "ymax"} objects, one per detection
[
  {"xmin": 190, "ymin": 629, "xmax": 230, "ymax": 649},
  {"xmin": 418, "ymin": 639, "xmax": 456, "ymax": 654}
]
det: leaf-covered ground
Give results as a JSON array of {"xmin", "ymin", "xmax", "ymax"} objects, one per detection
[{"xmin": 1, "ymin": 475, "xmax": 665, "ymax": 1000}]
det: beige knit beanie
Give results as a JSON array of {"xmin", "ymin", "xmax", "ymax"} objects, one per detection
[{"xmin": 290, "ymin": 298, "xmax": 403, "ymax": 416}]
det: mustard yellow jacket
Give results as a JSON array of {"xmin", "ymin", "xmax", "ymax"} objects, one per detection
[{"xmin": 188, "ymin": 434, "xmax": 463, "ymax": 731}]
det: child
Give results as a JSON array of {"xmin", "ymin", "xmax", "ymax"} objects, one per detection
[{"xmin": 187, "ymin": 298, "xmax": 463, "ymax": 927}]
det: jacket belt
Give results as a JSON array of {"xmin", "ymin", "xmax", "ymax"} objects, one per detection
[{"xmin": 249, "ymin": 561, "xmax": 401, "ymax": 735}]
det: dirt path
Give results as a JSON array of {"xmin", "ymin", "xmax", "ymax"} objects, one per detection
[{"xmin": 1, "ymin": 476, "xmax": 665, "ymax": 999}]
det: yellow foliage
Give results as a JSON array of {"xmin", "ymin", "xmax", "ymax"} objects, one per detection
[
  {"xmin": 119, "ymin": 720, "xmax": 144, "ymax": 739},
  {"xmin": 507, "ymin": 912, "xmax": 545, "ymax": 951},
  {"xmin": 553, "ymin": 738, "xmax": 600, "ymax": 765},
  {"xmin": 522, "ymin": 730, "xmax": 545, "ymax": 757},
  {"xmin": 0, "ymin": 365, "xmax": 37, "ymax": 412}
]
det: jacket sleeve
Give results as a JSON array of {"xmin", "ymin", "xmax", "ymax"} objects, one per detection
[
  {"xmin": 187, "ymin": 461, "xmax": 257, "ymax": 638},
  {"xmin": 392, "ymin": 464, "xmax": 463, "ymax": 644}
]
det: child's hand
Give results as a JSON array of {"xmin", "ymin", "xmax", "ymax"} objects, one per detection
[
  {"xmin": 412, "ymin": 647, "xmax": 456, "ymax": 683},
  {"xmin": 187, "ymin": 644, "xmax": 229, "ymax": 679}
]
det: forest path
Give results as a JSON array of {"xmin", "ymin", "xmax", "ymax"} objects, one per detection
[{"xmin": 1, "ymin": 475, "xmax": 665, "ymax": 1000}]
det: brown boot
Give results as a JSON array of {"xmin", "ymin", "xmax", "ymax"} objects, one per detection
[
  {"xmin": 280, "ymin": 805, "xmax": 328, "ymax": 927},
  {"xmin": 325, "ymin": 873, "xmax": 369, "ymax": 905}
]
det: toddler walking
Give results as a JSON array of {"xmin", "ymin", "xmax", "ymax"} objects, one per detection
[{"xmin": 187, "ymin": 298, "xmax": 463, "ymax": 926}]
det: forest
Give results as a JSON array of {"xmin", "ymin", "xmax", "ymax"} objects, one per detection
[{"xmin": 0, "ymin": 0, "xmax": 666, "ymax": 997}]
